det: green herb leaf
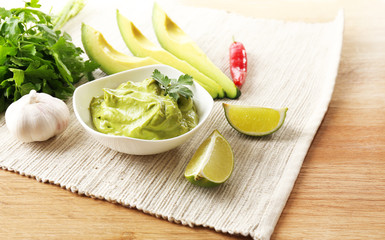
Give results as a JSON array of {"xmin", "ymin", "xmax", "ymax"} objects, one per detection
[
  {"xmin": 20, "ymin": 44, "xmax": 37, "ymax": 56},
  {"xmin": 177, "ymin": 74, "xmax": 193, "ymax": 85},
  {"xmin": 0, "ymin": 66, "xmax": 8, "ymax": 81},
  {"xmin": 20, "ymin": 82, "xmax": 39, "ymax": 95},
  {"xmin": 25, "ymin": 0, "xmax": 42, "ymax": 8},
  {"xmin": 151, "ymin": 69, "xmax": 167, "ymax": 88},
  {"xmin": 9, "ymin": 68, "xmax": 25, "ymax": 87},
  {"xmin": 0, "ymin": 46, "xmax": 17, "ymax": 65},
  {"xmin": 0, "ymin": 8, "xmax": 11, "ymax": 20},
  {"xmin": 5, "ymin": 85, "xmax": 14, "ymax": 98},
  {"xmin": 0, "ymin": 0, "xmax": 98, "ymax": 112},
  {"xmin": 151, "ymin": 69, "xmax": 194, "ymax": 101}
]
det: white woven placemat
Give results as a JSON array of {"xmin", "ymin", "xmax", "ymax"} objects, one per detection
[{"xmin": 0, "ymin": 1, "xmax": 343, "ymax": 239}]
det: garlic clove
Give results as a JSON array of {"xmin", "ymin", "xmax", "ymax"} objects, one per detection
[{"xmin": 5, "ymin": 90, "xmax": 70, "ymax": 143}]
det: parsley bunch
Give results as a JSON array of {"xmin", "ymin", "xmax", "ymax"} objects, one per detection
[
  {"xmin": 151, "ymin": 69, "xmax": 194, "ymax": 102},
  {"xmin": 0, "ymin": 0, "xmax": 98, "ymax": 112}
]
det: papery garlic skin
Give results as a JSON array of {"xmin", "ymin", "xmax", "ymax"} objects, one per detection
[{"xmin": 5, "ymin": 90, "xmax": 70, "ymax": 142}]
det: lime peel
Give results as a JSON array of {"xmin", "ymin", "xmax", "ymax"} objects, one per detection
[
  {"xmin": 223, "ymin": 103, "xmax": 288, "ymax": 136},
  {"xmin": 184, "ymin": 130, "xmax": 234, "ymax": 187}
]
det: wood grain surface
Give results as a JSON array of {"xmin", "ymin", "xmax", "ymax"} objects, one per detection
[{"xmin": 1, "ymin": 0, "xmax": 385, "ymax": 239}]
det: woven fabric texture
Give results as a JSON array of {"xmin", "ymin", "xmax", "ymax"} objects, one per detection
[{"xmin": 0, "ymin": 1, "xmax": 343, "ymax": 239}]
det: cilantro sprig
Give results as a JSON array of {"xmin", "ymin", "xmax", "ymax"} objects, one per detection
[
  {"xmin": 0, "ymin": 0, "xmax": 98, "ymax": 112},
  {"xmin": 151, "ymin": 69, "xmax": 193, "ymax": 101}
]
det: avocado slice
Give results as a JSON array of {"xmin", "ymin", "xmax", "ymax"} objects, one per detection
[
  {"xmin": 152, "ymin": 3, "xmax": 241, "ymax": 99},
  {"xmin": 116, "ymin": 10, "xmax": 224, "ymax": 99},
  {"xmin": 81, "ymin": 23, "xmax": 159, "ymax": 75}
]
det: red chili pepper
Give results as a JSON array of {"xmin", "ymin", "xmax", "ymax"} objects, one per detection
[{"xmin": 229, "ymin": 39, "xmax": 247, "ymax": 87}]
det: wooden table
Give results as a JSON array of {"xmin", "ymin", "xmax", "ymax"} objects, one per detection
[{"xmin": 1, "ymin": 0, "xmax": 385, "ymax": 239}]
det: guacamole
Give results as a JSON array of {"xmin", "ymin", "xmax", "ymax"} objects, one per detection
[{"xmin": 90, "ymin": 78, "xmax": 199, "ymax": 140}]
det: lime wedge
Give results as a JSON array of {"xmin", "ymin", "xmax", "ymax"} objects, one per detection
[
  {"xmin": 223, "ymin": 103, "xmax": 288, "ymax": 136},
  {"xmin": 184, "ymin": 130, "xmax": 234, "ymax": 187}
]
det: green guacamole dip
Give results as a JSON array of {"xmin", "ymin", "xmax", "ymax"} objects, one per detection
[{"xmin": 90, "ymin": 78, "xmax": 199, "ymax": 140}]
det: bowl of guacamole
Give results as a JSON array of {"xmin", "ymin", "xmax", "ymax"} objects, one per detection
[{"xmin": 73, "ymin": 65, "xmax": 213, "ymax": 155}]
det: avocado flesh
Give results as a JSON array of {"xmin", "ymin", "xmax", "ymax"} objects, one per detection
[
  {"xmin": 81, "ymin": 23, "xmax": 159, "ymax": 75},
  {"xmin": 152, "ymin": 3, "xmax": 240, "ymax": 99},
  {"xmin": 116, "ymin": 10, "xmax": 224, "ymax": 99}
]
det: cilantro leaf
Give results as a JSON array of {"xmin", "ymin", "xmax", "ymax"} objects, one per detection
[
  {"xmin": 0, "ymin": 46, "xmax": 17, "ymax": 64},
  {"xmin": 152, "ymin": 69, "xmax": 170, "ymax": 90},
  {"xmin": 25, "ymin": 0, "xmax": 42, "ymax": 8},
  {"xmin": 177, "ymin": 74, "xmax": 193, "ymax": 85},
  {"xmin": 0, "ymin": 0, "xmax": 98, "ymax": 112},
  {"xmin": 0, "ymin": 8, "xmax": 11, "ymax": 20},
  {"xmin": 9, "ymin": 68, "xmax": 25, "ymax": 87},
  {"xmin": 20, "ymin": 82, "xmax": 39, "ymax": 95},
  {"xmin": 151, "ymin": 69, "xmax": 194, "ymax": 102}
]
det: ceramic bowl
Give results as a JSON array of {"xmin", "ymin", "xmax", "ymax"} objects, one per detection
[{"xmin": 73, "ymin": 64, "xmax": 213, "ymax": 155}]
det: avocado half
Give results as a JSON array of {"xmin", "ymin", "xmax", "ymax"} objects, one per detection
[
  {"xmin": 116, "ymin": 10, "xmax": 225, "ymax": 99},
  {"xmin": 152, "ymin": 3, "xmax": 240, "ymax": 99},
  {"xmin": 81, "ymin": 23, "xmax": 159, "ymax": 75}
]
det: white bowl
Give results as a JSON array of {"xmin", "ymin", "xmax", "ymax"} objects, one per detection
[{"xmin": 73, "ymin": 64, "xmax": 213, "ymax": 155}]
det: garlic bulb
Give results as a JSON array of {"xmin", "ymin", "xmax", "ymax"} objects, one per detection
[{"xmin": 5, "ymin": 90, "xmax": 70, "ymax": 142}]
